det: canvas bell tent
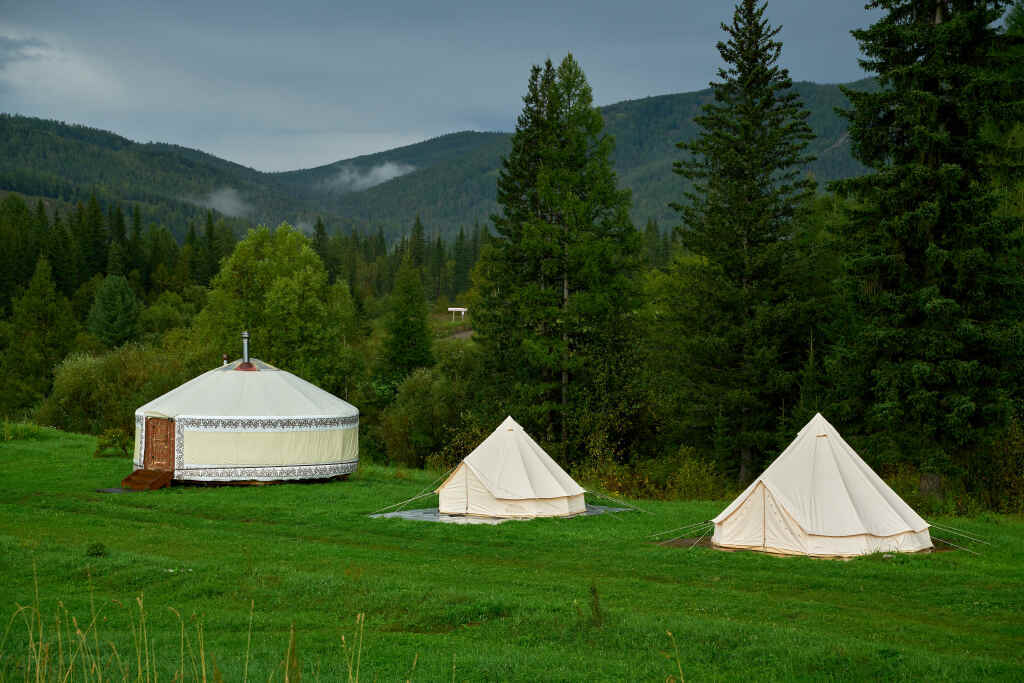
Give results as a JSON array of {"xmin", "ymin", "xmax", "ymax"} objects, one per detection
[
  {"xmin": 130, "ymin": 342, "xmax": 358, "ymax": 483},
  {"xmin": 437, "ymin": 416, "xmax": 585, "ymax": 518},
  {"xmin": 712, "ymin": 413, "xmax": 932, "ymax": 557}
]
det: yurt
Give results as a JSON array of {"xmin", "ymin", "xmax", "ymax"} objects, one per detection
[
  {"xmin": 436, "ymin": 416, "xmax": 585, "ymax": 518},
  {"xmin": 129, "ymin": 333, "xmax": 359, "ymax": 483},
  {"xmin": 711, "ymin": 413, "xmax": 932, "ymax": 557}
]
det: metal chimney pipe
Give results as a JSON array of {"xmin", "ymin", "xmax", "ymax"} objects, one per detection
[{"xmin": 241, "ymin": 331, "xmax": 250, "ymax": 363}]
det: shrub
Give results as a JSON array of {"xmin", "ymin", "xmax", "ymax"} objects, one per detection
[
  {"xmin": 85, "ymin": 542, "xmax": 108, "ymax": 558},
  {"xmin": 574, "ymin": 446, "xmax": 732, "ymax": 501},
  {"xmin": 36, "ymin": 343, "xmax": 203, "ymax": 435},
  {"xmin": 378, "ymin": 367, "xmax": 465, "ymax": 468},
  {"xmin": 94, "ymin": 427, "xmax": 133, "ymax": 458}
]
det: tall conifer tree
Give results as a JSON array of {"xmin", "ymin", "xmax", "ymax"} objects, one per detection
[
  {"xmin": 380, "ymin": 254, "xmax": 433, "ymax": 386},
  {"xmin": 829, "ymin": 0, "xmax": 1024, "ymax": 481},
  {"xmin": 670, "ymin": 0, "xmax": 817, "ymax": 481},
  {"xmin": 476, "ymin": 53, "xmax": 639, "ymax": 460},
  {"xmin": 0, "ymin": 258, "xmax": 78, "ymax": 413},
  {"xmin": 453, "ymin": 227, "xmax": 471, "ymax": 296}
]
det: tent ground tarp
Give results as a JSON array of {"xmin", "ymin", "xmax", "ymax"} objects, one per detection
[{"xmin": 371, "ymin": 504, "xmax": 626, "ymax": 525}]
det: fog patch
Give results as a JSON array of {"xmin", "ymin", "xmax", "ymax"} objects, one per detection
[
  {"xmin": 319, "ymin": 162, "xmax": 415, "ymax": 193},
  {"xmin": 187, "ymin": 187, "xmax": 253, "ymax": 218}
]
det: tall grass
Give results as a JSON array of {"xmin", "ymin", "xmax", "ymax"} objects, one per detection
[
  {"xmin": 0, "ymin": 422, "xmax": 50, "ymax": 442},
  {"xmin": 0, "ymin": 566, "xmax": 381, "ymax": 682}
]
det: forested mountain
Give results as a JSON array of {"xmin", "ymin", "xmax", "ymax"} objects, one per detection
[{"xmin": 0, "ymin": 79, "xmax": 872, "ymax": 240}]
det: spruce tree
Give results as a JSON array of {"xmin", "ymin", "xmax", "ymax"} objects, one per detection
[
  {"xmin": 45, "ymin": 211, "xmax": 77, "ymax": 298},
  {"xmin": 829, "ymin": 0, "xmax": 1024, "ymax": 481},
  {"xmin": 670, "ymin": 0, "xmax": 817, "ymax": 482},
  {"xmin": 127, "ymin": 207, "xmax": 145, "ymax": 285},
  {"xmin": 409, "ymin": 216, "xmax": 426, "ymax": 269},
  {"xmin": 312, "ymin": 216, "xmax": 332, "ymax": 279},
  {"xmin": 453, "ymin": 227, "xmax": 471, "ymax": 295},
  {"xmin": 109, "ymin": 205, "xmax": 126, "ymax": 245},
  {"xmin": 0, "ymin": 258, "xmax": 79, "ymax": 413},
  {"xmin": 81, "ymin": 194, "xmax": 108, "ymax": 279},
  {"xmin": 380, "ymin": 254, "xmax": 433, "ymax": 386},
  {"xmin": 87, "ymin": 274, "xmax": 141, "ymax": 347},
  {"xmin": 476, "ymin": 53, "xmax": 640, "ymax": 460},
  {"xmin": 430, "ymin": 234, "xmax": 445, "ymax": 300}
]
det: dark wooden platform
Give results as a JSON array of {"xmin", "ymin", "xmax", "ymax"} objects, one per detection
[{"xmin": 121, "ymin": 469, "xmax": 173, "ymax": 491}]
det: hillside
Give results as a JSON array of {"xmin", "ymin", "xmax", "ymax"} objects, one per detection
[{"xmin": 0, "ymin": 79, "xmax": 873, "ymax": 240}]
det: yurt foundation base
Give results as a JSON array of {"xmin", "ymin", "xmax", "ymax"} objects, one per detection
[{"xmin": 174, "ymin": 474, "xmax": 352, "ymax": 487}]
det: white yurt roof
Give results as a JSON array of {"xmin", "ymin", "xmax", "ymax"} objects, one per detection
[
  {"xmin": 713, "ymin": 413, "xmax": 928, "ymax": 537},
  {"xmin": 136, "ymin": 358, "xmax": 358, "ymax": 419},
  {"xmin": 442, "ymin": 416, "xmax": 584, "ymax": 500}
]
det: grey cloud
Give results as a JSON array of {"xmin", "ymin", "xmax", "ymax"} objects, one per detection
[
  {"xmin": 318, "ymin": 162, "xmax": 416, "ymax": 193},
  {"xmin": 187, "ymin": 187, "xmax": 253, "ymax": 217},
  {"xmin": 0, "ymin": 35, "xmax": 45, "ymax": 66}
]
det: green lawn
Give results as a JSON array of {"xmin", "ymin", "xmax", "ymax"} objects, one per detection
[{"xmin": 1, "ymin": 428, "xmax": 1021, "ymax": 681}]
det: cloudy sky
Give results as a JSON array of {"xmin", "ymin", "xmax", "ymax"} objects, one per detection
[{"xmin": 1, "ymin": 1, "xmax": 880, "ymax": 172}]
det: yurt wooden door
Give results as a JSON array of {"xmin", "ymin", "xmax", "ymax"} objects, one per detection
[{"xmin": 144, "ymin": 417, "xmax": 175, "ymax": 472}]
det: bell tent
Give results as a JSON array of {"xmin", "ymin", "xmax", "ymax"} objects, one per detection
[
  {"xmin": 712, "ymin": 413, "xmax": 932, "ymax": 557},
  {"xmin": 436, "ymin": 416, "xmax": 585, "ymax": 518},
  {"xmin": 130, "ymin": 336, "xmax": 358, "ymax": 484}
]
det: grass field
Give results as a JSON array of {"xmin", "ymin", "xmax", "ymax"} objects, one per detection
[{"xmin": 1, "ymin": 427, "xmax": 1021, "ymax": 681}]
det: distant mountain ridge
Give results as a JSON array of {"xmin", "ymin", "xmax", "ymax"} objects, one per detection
[{"xmin": 0, "ymin": 79, "xmax": 873, "ymax": 240}]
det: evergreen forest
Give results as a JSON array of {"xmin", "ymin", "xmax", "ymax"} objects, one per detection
[{"xmin": 1, "ymin": 0, "xmax": 1022, "ymax": 515}]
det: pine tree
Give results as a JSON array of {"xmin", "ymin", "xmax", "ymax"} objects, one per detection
[
  {"xmin": 829, "ymin": 0, "xmax": 1024, "ymax": 479},
  {"xmin": 453, "ymin": 226, "xmax": 471, "ymax": 295},
  {"xmin": 127, "ymin": 207, "xmax": 145, "ymax": 285},
  {"xmin": 476, "ymin": 53, "xmax": 640, "ymax": 460},
  {"xmin": 409, "ymin": 216, "xmax": 426, "ymax": 269},
  {"xmin": 106, "ymin": 241, "xmax": 127, "ymax": 276},
  {"xmin": 669, "ymin": 0, "xmax": 817, "ymax": 482},
  {"xmin": 0, "ymin": 194, "xmax": 38, "ymax": 312},
  {"xmin": 109, "ymin": 205, "xmax": 126, "ymax": 245},
  {"xmin": 312, "ymin": 216, "xmax": 332, "ymax": 279},
  {"xmin": 380, "ymin": 254, "xmax": 433, "ymax": 386},
  {"xmin": 0, "ymin": 258, "xmax": 79, "ymax": 413},
  {"xmin": 642, "ymin": 218, "xmax": 663, "ymax": 268},
  {"xmin": 45, "ymin": 211, "xmax": 77, "ymax": 298},
  {"xmin": 81, "ymin": 194, "xmax": 108, "ymax": 279},
  {"xmin": 430, "ymin": 234, "xmax": 445, "ymax": 300},
  {"xmin": 87, "ymin": 274, "xmax": 141, "ymax": 347}
]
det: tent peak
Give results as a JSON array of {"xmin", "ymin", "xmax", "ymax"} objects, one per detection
[{"xmin": 500, "ymin": 415, "xmax": 522, "ymax": 430}]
